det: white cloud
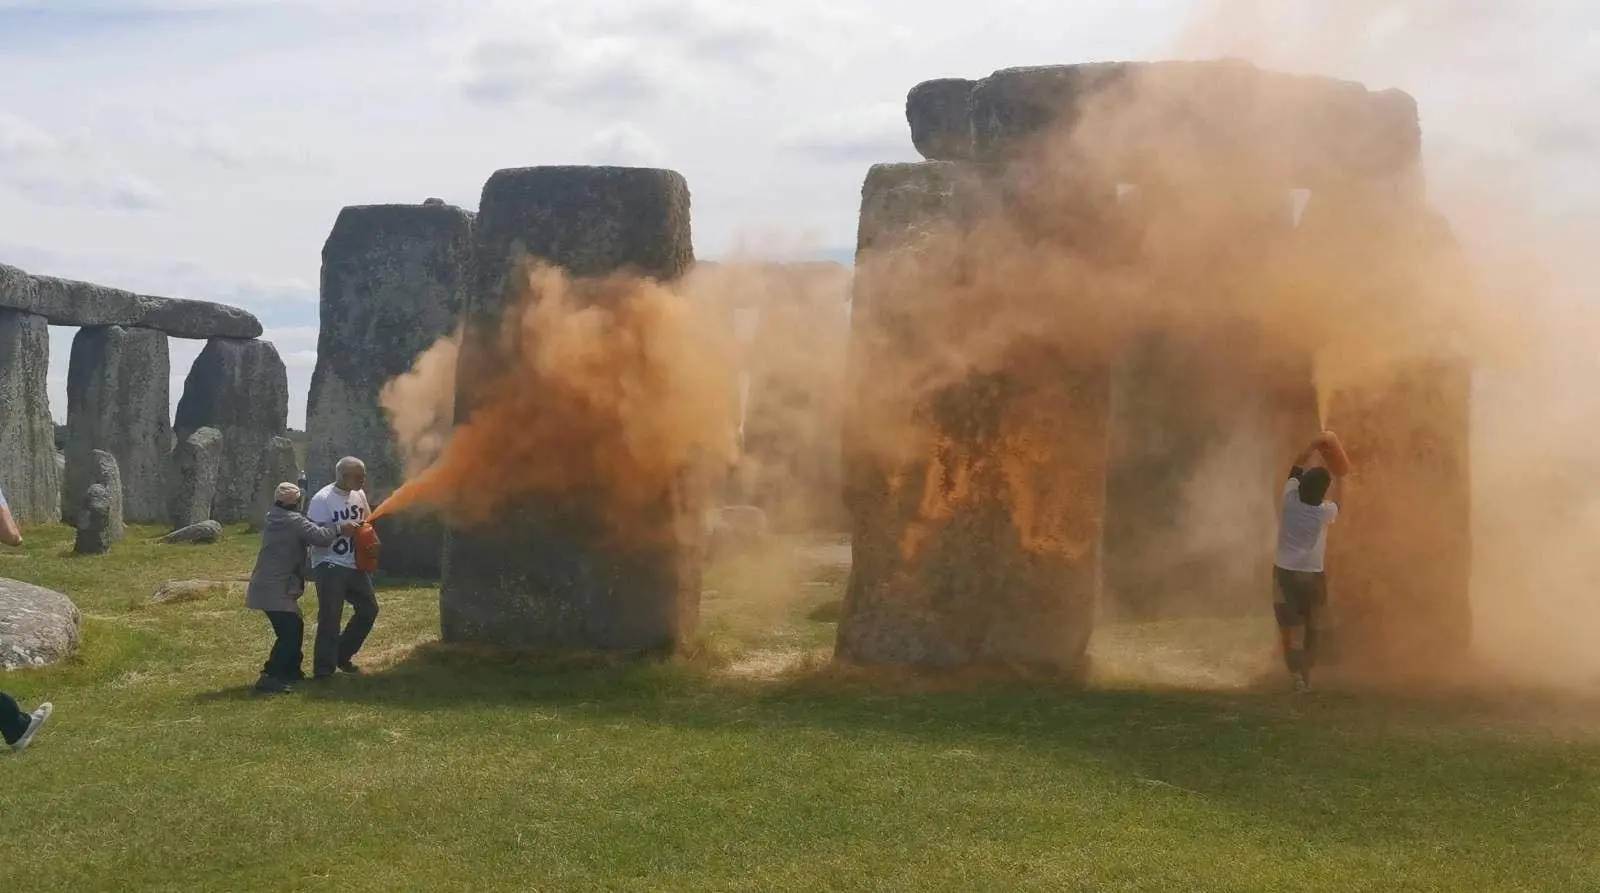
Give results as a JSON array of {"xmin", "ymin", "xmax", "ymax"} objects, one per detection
[
  {"xmin": 10, "ymin": 171, "xmax": 163, "ymax": 211},
  {"xmin": 581, "ymin": 122, "xmax": 667, "ymax": 167},
  {"xmin": 0, "ymin": 111, "xmax": 56, "ymax": 159},
  {"xmin": 780, "ymin": 103, "xmax": 916, "ymax": 164}
]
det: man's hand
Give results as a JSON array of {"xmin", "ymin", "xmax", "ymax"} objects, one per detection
[{"xmin": 338, "ymin": 521, "xmax": 361, "ymax": 535}]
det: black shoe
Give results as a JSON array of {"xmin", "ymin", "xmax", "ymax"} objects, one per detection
[
  {"xmin": 337, "ymin": 661, "xmax": 362, "ymax": 675},
  {"xmin": 254, "ymin": 675, "xmax": 293, "ymax": 694}
]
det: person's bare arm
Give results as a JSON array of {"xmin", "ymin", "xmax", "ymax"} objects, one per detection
[{"xmin": 0, "ymin": 501, "xmax": 21, "ymax": 547}]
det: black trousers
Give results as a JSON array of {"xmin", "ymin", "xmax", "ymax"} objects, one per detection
[
  {"xmin": 261, "ymin": 611, "xmax": 305, "ymax": 681},
  {"xmin": 313, "ymin": 564, "xmax": 379, "ymax": 677},
  {"xmin": 1, "ymin": 691, "xmax": 30, "ymax": 745}
]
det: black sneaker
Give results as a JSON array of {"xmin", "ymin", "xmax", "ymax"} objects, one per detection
[
  {"xmin": 337, "ymin": 661, "xmax": 362, "ymax": 675},
  {"xmin": 254, "ymin": 676, "xmax": 293, "ymax": 695}
]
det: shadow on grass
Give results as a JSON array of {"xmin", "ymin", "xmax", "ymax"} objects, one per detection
[{"xmin": 280, "ymin": 639, "xmax": 1600, "ymax": 851}]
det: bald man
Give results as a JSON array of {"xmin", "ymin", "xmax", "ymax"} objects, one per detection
[{"xmin": 306, "ymin": 457, "xmax": 379, "ymax": 679}]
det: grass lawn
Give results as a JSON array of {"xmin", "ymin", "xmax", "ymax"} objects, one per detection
[{"xmin": 1, "ymin": 523, "xmax": 1598, "ymax": 891}]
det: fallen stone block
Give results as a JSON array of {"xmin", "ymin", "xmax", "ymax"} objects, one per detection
[{"xmin": 0, "ymin": 577, "xmax": 81, "ymax": 669}]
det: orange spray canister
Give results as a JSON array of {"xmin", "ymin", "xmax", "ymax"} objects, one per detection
[
  {"xmin": 353, "ymin": 522, "xmax": 381, "ymax": 573},
  {"xmin": 1318, "ymin": 431, "xmax": 1353, "ymax": 477}
]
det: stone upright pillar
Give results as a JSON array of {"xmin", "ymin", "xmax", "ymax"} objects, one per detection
[
  {"xmin": 64, "ymin": 326, "xmax": 171, "ymax": 524},
  {"xmin": 439, "ymin": 166, "xmax": 700, "ymax": 652},
  {"xmin": 174, "ymin": 337, "xmax": 289, "ymax": 524},
  {"xmin": 835, "ymin": 162, "xmax": 1112, "ymax": 674},
  {"xmin": 1322, "ymin": 359, "xmax": 1472, "ymax": 674},
  {"xmin": 308, "ymin": 201, "xmax": 475, "ymax": 577},
  {"xmin": 0, "ymin": 306, "xmax": 61, "ymax": 523}
]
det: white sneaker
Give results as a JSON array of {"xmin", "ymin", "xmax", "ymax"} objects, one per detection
[
  {"xmin": 12, "ymin": 702, "xmax": 52, "ymax": 752},
  {"xmin": 1292, "ymin": 674, "xmax": 1310, "ymax": 695}
]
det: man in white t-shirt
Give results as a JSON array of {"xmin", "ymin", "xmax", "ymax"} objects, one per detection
[
  {"xmin": 1273, "ymin": 432, "xmax": 1344, "ymax": 694},
  {"xmin": 305, "ymin": 456, "xmax": 379, "ymax": 679}
]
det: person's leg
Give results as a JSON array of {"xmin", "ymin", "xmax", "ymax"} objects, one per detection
[
  {"xmin": 1301, "ymin": 572, "xmax": 1328, "ymax": 682},
  {"xmin": 337, "ymin": 568, "xmax": 380, "ymax": 670},
  {"xmin": 0, "ymin": 691, "xmax": 29, "ymax": 745},
  {"xmin": 312, "ymin": 565, "xmax": 350, "ymax": 678},
  {"xmin": 1272, "ymin": 568, "xmax": 1311, "ymax": 686},
  {"xmin": 263, "ymin": 611, "xmax": 304, "ymax": 681}
]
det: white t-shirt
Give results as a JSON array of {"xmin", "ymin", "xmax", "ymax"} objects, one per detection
[
  {"xmin": 306, "ymin": 483, "xmax": 370, "ymax": 569},
  {"xmin": 1275, "ymin": 474, "xmax": 1338, "ymax": 573}
]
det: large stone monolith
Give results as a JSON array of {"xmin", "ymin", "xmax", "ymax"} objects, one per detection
[
  {"xmin": 63, "ymin": 326, "xmax": 170, "ymax": 524},
  {"xmin": 167, "ymin": 426, "xmax": 223, "ymax": 528},
  {"xmin": 0, "ymin": 306, "xmax": 60, "ymax": 523},
  {"xmin": 1323, "ymin": 359, "xmax": 1472, "ymax": 675},
  {"xmin": 440, "ymin": 165, "xmax": 699, "ymax": 652},
  {"xmin": 835, "ymin": 162, "xmax": 1111, "ymax": 674},
  {"xmin": 907, "ymin": 61, "xmax": 1420, "ymax": 188},
  {"xmin": 174, "ymin": 338, "xmax": 288, "ymax": 524},
  {"xmin": 307, "ymin": 201, "xmax": 474, "ymax": 577},
  {"xmin": 250, "ymin": 435, "xmax": 300, "ymax": 530},
  {"xmin": 73, "ymin": 449, "xmax": 124, "ymax": 554}
]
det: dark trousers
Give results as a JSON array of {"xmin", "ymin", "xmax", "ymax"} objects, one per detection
[
  {"xmin": 1, "ymin": 692, "xmax": 29, "ymax": 745},
  {"xmin": 261, "ymin": 611, "xmax": 305, "ymax": 681},
  {"xmin": 313, "ymin": 563, "xmax": 379, "ymax": 676}
]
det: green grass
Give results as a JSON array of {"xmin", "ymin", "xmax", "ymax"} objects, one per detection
[{"xmin": 2, "ymin": 524, "xmax": 1599, "ymax": 891}]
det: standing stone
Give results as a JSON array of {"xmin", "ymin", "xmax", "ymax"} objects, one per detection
[
  {"xmin": 63, "ymin": 326, "xmax": 170, "ymax": 524},
  {"xmin": 836, "ymin": 162, "xmax": 1111, "ymax": 674},
  {"xmin": 1323, "ymin": 360, "xmax": 1472, "ymax": 675},
  {"xmin": 0, "ymin": 307, "xmax": 60, "ymax": 523},
  {"xmin": 440, "ymin": 166, "xmax": 699, "ymax": 652},
  {"xmin": 174, "ymin": 338, "xmax": 288, "ymax": 524},
  {"xmin": 250, "ymin": 435, "xmax": 299, "ymax": 530},
  {"xmin": 307, "ymin": 202, "xmax": 474, "ymax": 577},
  {"xmin": 910, "ymin": 61, "xmax": 1421, "ymax": 188},
  {"xmin": 73, "ymin": 449, "xmax": 123, "ymax": 554},
  {"xmin": 167, "ymin": 426, "xmax": 223, "ymax": 528}
]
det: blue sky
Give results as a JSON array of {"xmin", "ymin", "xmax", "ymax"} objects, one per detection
[{"xmin": 1, "ymin": 0, "xmax": 1595, "ymax": 427}]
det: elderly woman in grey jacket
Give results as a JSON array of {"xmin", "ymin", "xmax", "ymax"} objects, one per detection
[{"xmin": 247, "ymin": 482, "xmax": 357, "ymax": 693}]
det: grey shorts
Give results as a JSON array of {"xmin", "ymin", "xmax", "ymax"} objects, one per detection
[{"xmin": 1273, "ymin": 566, "xmax": 1326, "ymax": 628}]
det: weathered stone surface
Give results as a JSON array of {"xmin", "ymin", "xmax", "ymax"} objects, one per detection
[
  {"xmin": 150, "ymin": 579, "xmax": 236, "ymax": 603},
  {"xmin": 249, "ymin": 435, "xmax": 299, "ymax": 530},
  {"xmin": 441, "ymin": 165, "xmax": 700, "ymax": 651},
  {"xmin": 167, "ymin": 422, "xmax": 222, "ymax": 528},
  {"xmin": 174, "ymin": 338, "xmax": 288, "ymax": 524},
  {"xmin": 0, "ymin": 577, "xmax": 81, "ymax": 669},
  {"xmin": 738, "ymin": 261, "xmax": 851, "ymax": 533},
  {"xmin": 0, "ymin": 263, "xmax": 262, "ymax": 338},
  {"xmin": 836, "ymin": 162, "xmax": 1110, "ymax": 673},
  {"xmin": 73, "ymin": 450, "xmax": 123, "ymax": 554},
  {"xmin": 307, "ymin": 202, "xmax": 474, "ymax": 577},
  {"xmin": 908, "ymin": 60, "xmax": 1421, "ymax": 187},
  {"xmin": 160, "ymin": 520, "xmax": 222, "ymax": 545},
  {"xmin": 906, "ymin": 78, "xmax": 976, "ymax": 160},
  {"xmin": 63, "ymin": 326, "xmax": 170, "ymax": 523},
  {"xmin": 0, "ymin": 308, "xmax": 60, "ymax": 523},
  {"xmin": 167, "ymin": 426, "xmax": 223, "ymax": 528}
]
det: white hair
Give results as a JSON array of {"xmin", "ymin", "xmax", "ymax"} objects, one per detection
[{"xmin": 335, "ymin": 456, "xmax": 366, "ymax": 478}]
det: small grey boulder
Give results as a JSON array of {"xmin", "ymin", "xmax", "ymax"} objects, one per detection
[
  {"xmin": 0, "ymin": 577, "xmax": 82, "ymax": 669},
  {"xmin": 160, "ymin": 520, "xmax": 222, "ymax": 545}
]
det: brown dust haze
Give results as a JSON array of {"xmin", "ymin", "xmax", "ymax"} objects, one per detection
[{"xmin": 373, "ymin": 1, "xmax": 1600, "ymax": 690}]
